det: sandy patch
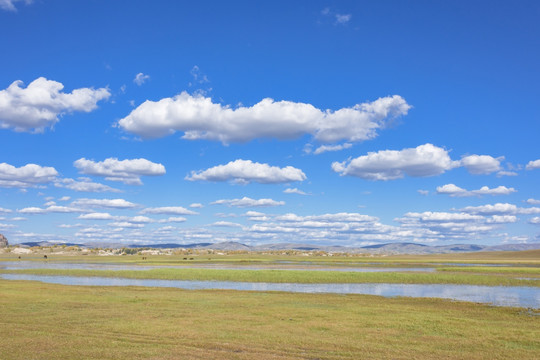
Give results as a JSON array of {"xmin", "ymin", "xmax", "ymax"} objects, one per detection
[{"xmin": 11, "ymin": 247, "xmax": 33, "ymax": 254}]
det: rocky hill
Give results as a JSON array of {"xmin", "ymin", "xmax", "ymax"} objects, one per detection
[{"xmin": 0, "ymin": 234, "xmax": 8, "ymax": 248}]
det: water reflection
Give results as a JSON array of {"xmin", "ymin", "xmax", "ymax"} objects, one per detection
[{"xmin": 1, "ymin": 273, "xmax": 538, "ymax": 309}]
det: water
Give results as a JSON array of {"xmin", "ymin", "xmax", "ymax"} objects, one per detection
[
  {"xmin": 0, "ymin": 261, "xmax": 435, "ymax": 272},
  {"xmin": 2, "ymin": 273, "xmax": 538, "ymax": 308}
]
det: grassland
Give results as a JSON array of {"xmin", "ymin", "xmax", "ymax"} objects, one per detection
[
  {"xmin": 0, "ymin": 279, "xmax": 539, "ymax": 360},
  {"xmin": 1, "ymin": 249, "xmax": 539, "ymax": 359}
]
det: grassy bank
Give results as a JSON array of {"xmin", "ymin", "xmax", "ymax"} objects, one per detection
[
  {"xmin": 2, "ymin": 267, "xmax": 539, "ymax": 287},
  {"xmin": 2, "ymin": 249, "xmax": 540, "ymax": 269},
  {"xmin": 0, "ymin": 279, "xmax": 538, "ymax": 360}
]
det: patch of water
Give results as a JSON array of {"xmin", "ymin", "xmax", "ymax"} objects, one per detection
[{"xmin": 1, "ymin": 274, "xmax": 538, "ymax": 309}]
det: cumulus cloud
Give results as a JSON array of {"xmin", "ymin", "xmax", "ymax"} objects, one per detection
[
  {"xmin": 460, "ymin": 155, "xmax": 502, "ymax": 175},
  {"xmin": 186, "ymin": 159, "xmax": 306, "ymax": 184},
  {"xmin": 133, "ymin": 73, "xmax": 150, "ymax": 86},
  {"xmin": 530, "ymin": 217, "xmax": 540, "ymax": 225},
  {"xmin": 460, "ymin": 203, "xmax": 540, "ymax": 215},
  {"xmin": 0, "ymin": 77, "xmax": 110, "ymax": 132},
  {"xmin": 108, "ymin": 221, "xmax": 144, "ymax": 228},
  {"xmin": 0, "ymin": 207, "xmax": 12, "ymax": 214},
  {"xmin": 54, "ymin": 177, "xmax": 121, "ymax": 193},
  {"xmin": 74, "ymin": 158, "xmax": 166, "ymax": 185},
  {"xmin": 0, "ymin": 163, "xmax": 58, "ymax": 188},
  {"xmin": 436, "ymin": 184, "xmax": 516, "ymax": 197},
  {"xmin": 313, "ymin": 143, "xmax": 352, "ymax": 155},
  {"xmin": 117, "ymin": 92, "xmax": 410, "ymax": 144},
  {"xmin": 140, "ymin": 206, "xmax": 198, "ymax": 215},
  {"xmin": 157, "ymin": 217, "xmax": 187, "ymax": 223},
  {"xmin": 526, "ymin": 199, "xmax": 540, "ymax": 205},
  {"xmin": 526, "ymin": 159, "xmax": 540, "ymax": 170},
  {"xmin": 332, "ymin": 144, "xmax": 458, "ymax": 180},
  {"xmin": 71, "ymin": 198, "xmax": 137, "ymax": 209},
  {"xmin": 417, "ymin": 190, "xmax": 429, "ymax": 196},
  {"xmin": 210, "ymin": 221, "xmax": 243, "ymax": 228},
  {"xmin": 0, "ymin": 0, "xmax": 32, "ymax": 12},
  {"xmin": 78, "ymin": 212, "xmax": 115, "ymax": 220},
  {"xmin": 189, "ymin": 203, "xmax": 204, "ymax": 208},
  {"xmin": 398, "ymin": 212, "xmax": 484, "ymax": 223},
  {"xmin": 211, "ymin": 197, "xmax": 285, "ymax": 208},
  {"xmin": 283, "ymin": 188, "xmax": 308, "ymax": 195},
  {"xmin": 486, "ymin": 215, "xmax": 517, "ymax": 224},
  {"xmin": 18, "ymin": 205, "xmax": 86, "ymax": 214}
]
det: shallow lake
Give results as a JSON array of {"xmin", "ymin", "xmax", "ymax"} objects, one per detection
[{"xmin": 2, "ymin": 273, "xmax": 538, "ymax": 308}]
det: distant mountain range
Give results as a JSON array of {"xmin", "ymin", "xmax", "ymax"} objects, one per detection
[{"xmin": 15, "ymin": 240, "xmax": 540, "ymax": 255}]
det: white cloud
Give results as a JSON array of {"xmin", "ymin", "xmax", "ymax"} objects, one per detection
[
  {"xmin": 460, "ymin": 203, "xmax": 518, "ymax": 215},
  {"xmin": 158, "ymin": 217, "xmax": 187, "ymax": 223},
  {"xmin": 275, "ymin": 212, "xmax": 378, "ymax": 223},
  {"xmin": 283, "ymin": 188, "xmax": 308, "ymax": 195},
  {"xmin": 71, "ymin": 198, "xmax": 137, "ymax": 209},
  {"xmin": 210, "ymin": 221, "xmax": 243, "ymax": 227},
  {"xmin": 18, "ymin": 205, "xmax": 86, "ymax": 214},
  {"xmin": 526, "ymin": 199, "xmax": 540, "ymax": 205},
  {"xmin": 78, "ymin": 212, "xmax": 115, "ymax": 220},
  {"xmin": 74, "ymin": 158, "xmax": 166, "ymax": 185},
  {"xmin": 190, "ymin": 66, "xmax": 210, "ymax": 85},
  {"xmin": 486, "ymin": 215, "xmax": 517, "ymax": 224},
  {"xmin": 335, "ymin": 14, "xmax": 352, "ymax": 24},
  {"xmin": 417, "ymin": 190, "xmax": 429, "ymax": 196},
  {"xmin": 0, "ymin": 162, "xmax": 58, "ymax": 188},
  {"xmin": 436, "ymin": 184, "xmax": 467, "ymax": 196},
  {"xmin": 140, "ymin": 206, "xmax": 198, "ymax": 215},
  {"xmin": 186, "ymin": 159, "xmax": 306, "ymax": 184},
  {"xmin": 133, "ymin": 73, "xmax": 150, "ymax": 86},
  {"xmin": 460, "ymin": 155, "xmax": 502, "ymax": 175},
  {"xmin": 54, "ymin": 177, "xmax": 121, "ymax": 193},
  {"xmin": 0, "ymin": 77, "xmax": 110, "ymax": 132},
  {"xmin": 460, "ymin": 203, "xmax": 540, "ymax": 215},
  {"xmin": 58, "ymin": 196, "xmax": 71, "ymax": 201},
  {"xmin": 189, "ymin": 203, "xmax": 204, "ymax": 208},
  {"xmin": 0, "ymin": 207, "xmax": 12, "ymax": 214},
  {"xmin": 398, "ymin": 212, "xmax": 484, "ymax": 223},
  {"xmin": 497, "ymin": 171, "xmax": 518, "ymax": 177},
  {"xmin": 473, "ymin": 186, "xmax": 516, "ymax": 196},
  {"xmin": 436, "ymin": 184, "xmax": 516, "ymax": 197},
  {"xmin": 529, "ymin": 217, "xmax": 540, "ymax": 225},
  {"xmin": 313, "ymin": 143, "xmax": 352, "ymax": 155},
  {"xmin": 332, "ymin": 144, "xmax": 458, "ymax": 180},
  {"xmin": 108, "ymin": 221, "xmax": 144, "ymax": 228},
  {"xmin": 126, "ymin": 216, "xmax": 153, "ymax": 224},
  {"xmin": 0, "ymin": 0, "xmax": 32, "ymax": 12},
  {"xmin": 117, "ymin": 92, "xmax": 410, "ymax": 144},
  {"xmin": 526, "ymin": 159, "xmax": 540, "ymax": 170},
  {"xmin": 211, "ymin": 197, "xmax": 285, "ymax": 208}
]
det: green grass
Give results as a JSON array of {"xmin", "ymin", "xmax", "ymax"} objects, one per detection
[
  {"xmin": 0, "ymin": 279, "xmax": 538, "ymax": 360},
  {"xmin": 438, "ymin": 266, "xmax": 540, "ymax": 275},
  {"xmin": 2, "ymin": 267, "xmax": 539, "ymax": 287}
]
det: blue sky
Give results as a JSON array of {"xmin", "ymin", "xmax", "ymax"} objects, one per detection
[{"xmin": 1, "ymin": 0, "xmax": 539, "ymax": 246}]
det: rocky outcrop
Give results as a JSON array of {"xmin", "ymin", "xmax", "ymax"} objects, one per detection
[{"xmin": 0, "ymin": 233, "xmax": 8, "ymax": 248}]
